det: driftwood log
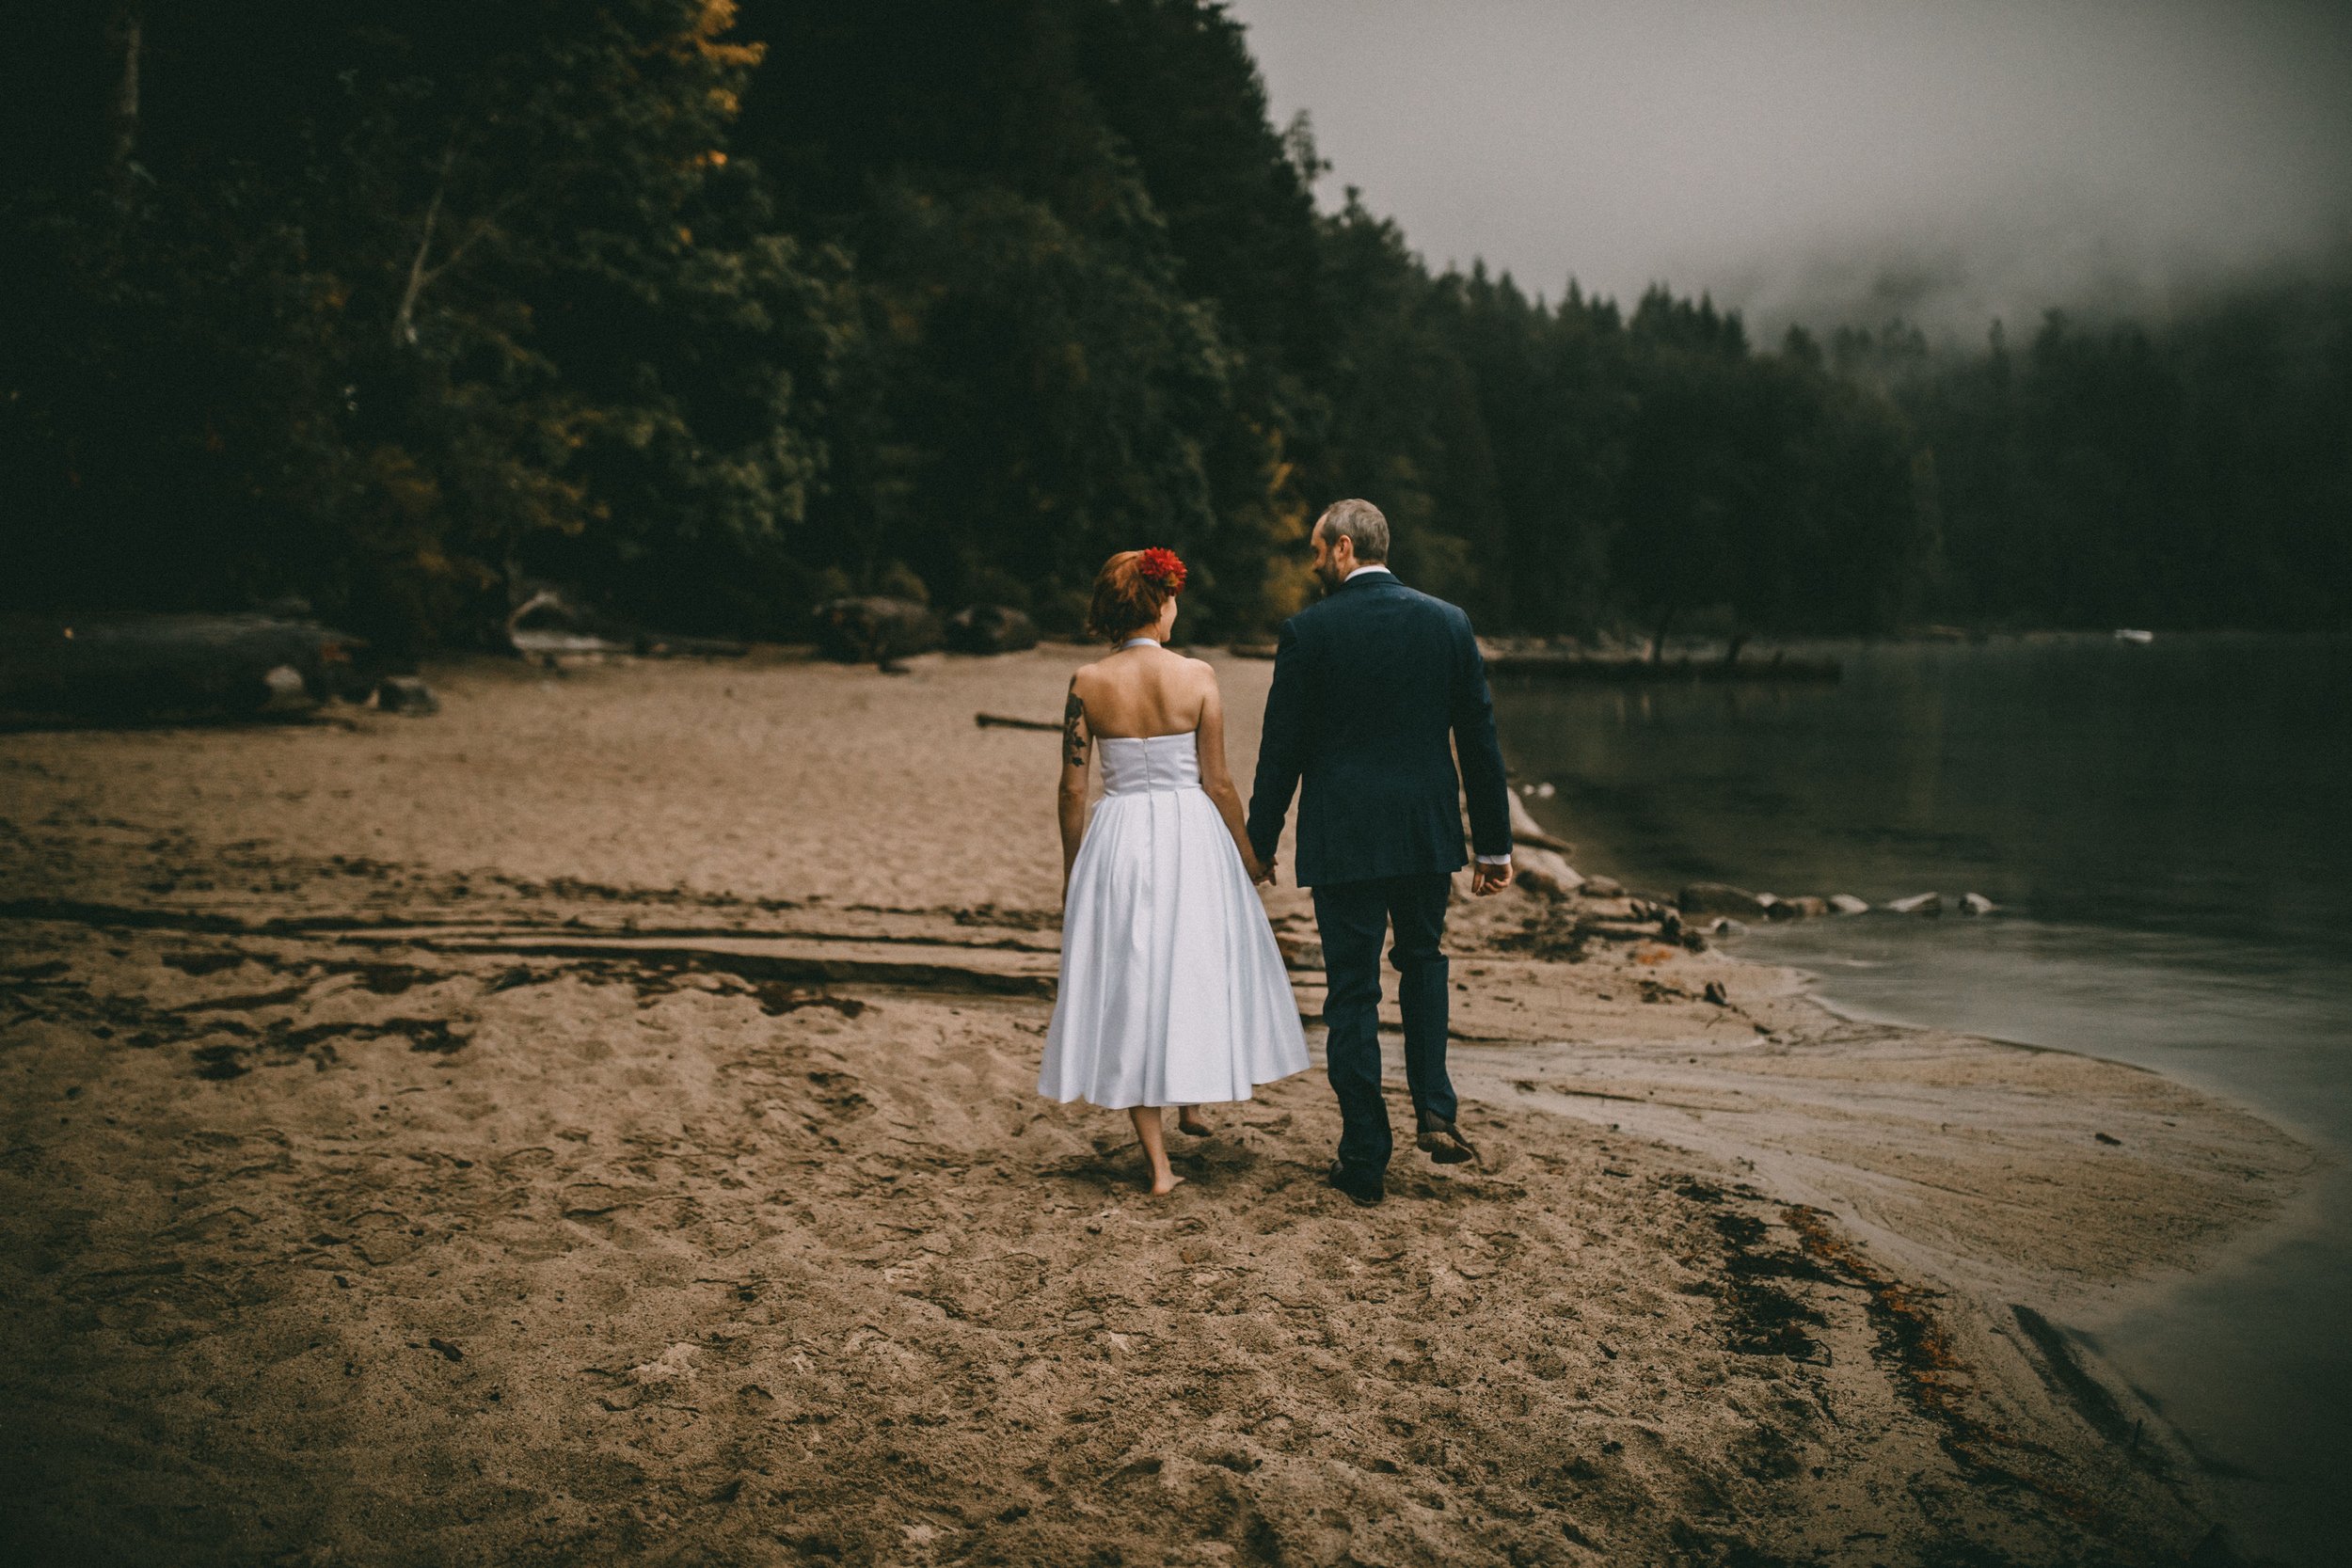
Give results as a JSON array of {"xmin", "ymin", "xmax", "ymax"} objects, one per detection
[
  {"xmin": 506, "ymin": 585, "xmax": 747, "ymax": 661},
  {"xmin": 1484, "ymin": 649, "xmax": 1841, "ymax": 683},
  {"xmin": 1513, "ymin": 845, "xmax": 1584, "ymax": 899},
  {"xmin": 0, "ymin": 613, "xmax": 366, "ymax": 725},
  {"xmin": 1506, "ymin": 790, "xmax": 1575, "ymax": 854}
]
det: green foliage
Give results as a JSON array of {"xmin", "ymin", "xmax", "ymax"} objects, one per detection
[
  {"xmin": 2, "ymin": 0, "xmax": 845, "ymax": 651},
  {"xmin": 4, "ymin": 0, "xmax": 2342, "ymax": 648}
]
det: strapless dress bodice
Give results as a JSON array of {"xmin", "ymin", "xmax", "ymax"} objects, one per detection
[{"xmin": 1097, "ymin": 734, "xmax": 1200, "ymax": 796}]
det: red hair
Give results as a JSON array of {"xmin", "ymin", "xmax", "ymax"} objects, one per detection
[{"xmin": 1086, "ymin": 548, "xmax": 1186, "ymax": 643}]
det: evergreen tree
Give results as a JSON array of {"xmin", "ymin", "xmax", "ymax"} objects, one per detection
[{"xmin": 5, "ymin": 0, "xmax": 2339, "ymax": 648}]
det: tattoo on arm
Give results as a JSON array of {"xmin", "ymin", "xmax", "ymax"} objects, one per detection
[{"xmin": 1062, "ymin": 681, "xmax": 1089, "ymax": 768}]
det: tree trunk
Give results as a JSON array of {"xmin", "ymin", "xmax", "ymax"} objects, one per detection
[
  {"xmin": 1, "ymin": 613, "xmax": 367, "ymax": 722},
  {"xmin": 106, "ymin": 4, "xmax": 141, "ymax": 197}
]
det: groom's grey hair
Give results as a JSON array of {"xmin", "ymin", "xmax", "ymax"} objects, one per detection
[{"xmin": 1315, "ymin": 498, "xmax": 1390, "ymax": 562}]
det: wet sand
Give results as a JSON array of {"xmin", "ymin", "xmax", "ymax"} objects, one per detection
[{"xmin": 0, "ymin": 646, "xmax": 2309, "ymax": 1565}]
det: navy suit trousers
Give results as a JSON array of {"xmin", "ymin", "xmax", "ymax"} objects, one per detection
[{"xmin": 1311, "ymin": 872, "xmax": 1458, "ymax": 1177}]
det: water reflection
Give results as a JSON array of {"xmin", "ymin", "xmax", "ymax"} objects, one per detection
[{"xmin": 1495, "ymin": 633, "xmax": 2352, "ymax": 949}]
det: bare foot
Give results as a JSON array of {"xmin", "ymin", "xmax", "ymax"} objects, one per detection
[
  {"xmin": 1177, "ymin": 1111, "xmax": 1211, "ymax": 1137},
  {"xmin": 1147, "ymin": 1170, "xmax": 1187, "ymax": 1196}
]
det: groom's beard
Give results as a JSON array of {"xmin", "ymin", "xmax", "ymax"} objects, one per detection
[{"xmin": 1311, "ymin": 561, "xmax": 1343, "ymax": 593}]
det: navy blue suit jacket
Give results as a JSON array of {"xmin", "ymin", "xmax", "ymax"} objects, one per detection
[{"xmin": 1246, "ymin": 571, "xmax": 1513, "ymax": 887}]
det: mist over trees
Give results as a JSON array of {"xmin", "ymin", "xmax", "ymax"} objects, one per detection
[
  {"xmin": 1831, "ymin": 285, "xmax": 2352, "ymax": 630},
  {"xmin": 4, "ymin": 1, "xmax": 2345, "ymax": 653}
]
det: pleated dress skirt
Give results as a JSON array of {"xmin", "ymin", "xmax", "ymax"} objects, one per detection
[{"xmin": 1039, "ymin": 734, "xmax": 1310, "ymax": 1109}]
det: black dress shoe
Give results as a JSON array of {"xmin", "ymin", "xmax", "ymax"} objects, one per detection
[
  {"xmin": 1415, "ymin": 1120, "xmax": 1480, "ymax": 1165},
  {"xmin": 1327, "ymin": 1162, "xmax": 1385, "ymax": 1207}
]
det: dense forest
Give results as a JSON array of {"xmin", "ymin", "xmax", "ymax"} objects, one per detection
[{"xmin": 4, "ymin": 1, "xmax": 2347, "ymax": 654}]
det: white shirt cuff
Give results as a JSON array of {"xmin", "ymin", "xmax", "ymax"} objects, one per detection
[{"xmin": 1475, "ymin": 853, "xmax": 1512, "ymax": 865}]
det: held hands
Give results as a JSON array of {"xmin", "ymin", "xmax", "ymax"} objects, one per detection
[{"xmin": 1471, "ymin": 860, "xmax": 1514, "ymax": 896}]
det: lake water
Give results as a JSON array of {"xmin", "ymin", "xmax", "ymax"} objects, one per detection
[{"xmin": 1492, "ymin": 633, "xmax": 2352, "ymax": 1567}]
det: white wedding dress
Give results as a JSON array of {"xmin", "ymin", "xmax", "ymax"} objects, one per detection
[{"xmin": 1039, "ymin": 731, "xmax": 1309, "ymax": 1108}]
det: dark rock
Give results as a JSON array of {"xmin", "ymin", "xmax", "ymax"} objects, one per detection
[
  {"xmin": 1770, "ymin": 895, "xmax": 1828, "ymax": 920},
  {"xmin": 374, "ymin": 675, "xmax": 438, "ymax": 716},
  {"xmin": 1702, "ymin": 981, "xmax": 1730, "ymax": 1006},
  {"xmin": 817, "ymin": 597, "xmax": 945, "ymax": 665},
  {"xmin": 1679, "ymin": 882, "xmax": 1767, "ymax": 920},
  {"xmin": 946, "ymin": 604, "xmax": 1041, "ymax": 655},
  {"xmin": 1581, "ymin": 875, "xmax": 1625, "ymax": 897}
]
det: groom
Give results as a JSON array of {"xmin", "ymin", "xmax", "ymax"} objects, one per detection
[{"xmin": 1246, "ymin": 499, "xmax": 1514, "ymax": 1207}]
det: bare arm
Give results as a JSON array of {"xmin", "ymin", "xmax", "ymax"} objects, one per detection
[
  {"xmin": 1057, "ymin": 676, "xmax": 1091, "ymax": 897},
  {"xmin": 1193, "ymin": 666, "xmax": 1266, "ymax": 881}
]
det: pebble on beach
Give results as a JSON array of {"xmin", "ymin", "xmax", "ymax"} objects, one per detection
[{"xmin": 1766, "ymin": 895, "xmax": 1830, "ymax": 921}]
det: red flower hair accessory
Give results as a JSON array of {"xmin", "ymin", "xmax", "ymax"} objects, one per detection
[{"xmin": 1136, "ymin": 547, "xmax": 1187, "ymax": 594}]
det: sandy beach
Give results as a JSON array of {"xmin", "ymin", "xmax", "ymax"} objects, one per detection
[{"xmin": 0, "ymin": 645, "xmax": 2311, "ymax": 1566}]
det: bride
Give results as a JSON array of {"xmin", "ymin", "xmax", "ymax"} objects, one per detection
[{"xmin": 1037, "ymin": 547, "xmax": 1310, "ymax": 1195}]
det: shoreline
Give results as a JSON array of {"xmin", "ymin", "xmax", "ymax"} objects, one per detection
[
  {"xmin": 0, "ymin": 645, "xmax": 2305, "ymax": 1565},
  {"xmin": 1714, "ymin": 915, "xmax": 2347, "ymax": 1566}
]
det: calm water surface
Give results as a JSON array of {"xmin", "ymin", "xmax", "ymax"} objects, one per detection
[{"xmin": 1493, "ymin": 633, "xmax": 2352, "ymax": 1566}]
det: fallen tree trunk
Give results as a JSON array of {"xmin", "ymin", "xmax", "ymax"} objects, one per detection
[
  {"xmin": 1485, "ymin": 650, "xmax": 1841, "ymax": 683},
  {"xmin": 0, "ymin": 613, "xmax": 366, "ymax": 726},
  {"xmin": 1507, "ymin": 790, "xmax": 1575, "ymax": 854}
]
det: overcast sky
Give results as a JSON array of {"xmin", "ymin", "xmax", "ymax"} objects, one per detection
[{"xmin": 1223, "ymin": 0, "xmax": 2352, "ymax": 336}]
